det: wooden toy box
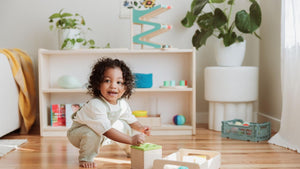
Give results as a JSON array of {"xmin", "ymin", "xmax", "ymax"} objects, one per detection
[{"xmin": 153, "ymin": 149, "xmax": 221, "ymax": 169}]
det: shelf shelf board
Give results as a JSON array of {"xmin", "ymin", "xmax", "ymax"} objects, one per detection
[
  {"xmin": 44, "ymin": 124, "xmax": 192, "ymax": 130},
  {"xmin": 41, "ymin": 124, "xmax": 193, "ymax": 136},
  {"xmin": 39, "ymin": 48, "xmax": 195, "ymax": 55},
  {"xmin": 42, "ymin": 88, "xmax": 193, "ymax": 93},
  {"xmin": 42, "ymin": 88, "xmax": 87, "ymax": 93},
  {"xmin": 152, "ymin": 124, "xmax": 193, "ymax": 130}
]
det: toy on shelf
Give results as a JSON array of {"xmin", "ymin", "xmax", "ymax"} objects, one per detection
[
  {"xmin": 153, "ymin": 149, "xmax": 221, "ymax": 169},
  {"xmin": 57, "ymin": 75, "xmax": 81, "ymax": 89},
  {"xmin": 131, "ymin": 4, "xmax": 172, "ymax": 49},
  {"xmin": 134, "ymin": 73, "xmax": 153, "ymax": 88},
  {"xmin": 132, "ymin": 110, "xmax": 148, "ymax": 117},
  {"xmin": 131, "ymin": 143, "xmax": 162, "ymax": 169},
  {"xmin": 160, "ymin": 80, "xmax": 188, "ymax": 89},
  {"xmin": 173, "ymin": 114, "xmax": 186, "ymax": 125}
]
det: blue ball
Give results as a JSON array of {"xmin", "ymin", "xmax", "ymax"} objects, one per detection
[{"xmin": 173, "ymin": 115, "xmax": 186, "ymax": 125}]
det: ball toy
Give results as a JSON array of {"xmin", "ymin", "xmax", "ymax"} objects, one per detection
[{"xmin": 173, "ymin": 114, "xmax": 186, "ymax": 125}]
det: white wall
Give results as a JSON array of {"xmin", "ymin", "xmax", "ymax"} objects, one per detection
[
  {"xmin": 259, "ymin": 0, "xmax": 282, "ymax": 131},
  {"xmin": 0, "ymin": 0, "xmax": 260, "ymax": 124}
]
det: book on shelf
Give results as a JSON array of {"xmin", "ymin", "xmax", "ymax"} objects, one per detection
[
  {"xmin": 50, "ymin": 104, "xmax": 66, "ymax": 126},
  {"xmin": 51, "ymin": 103, "xmax": 84, "ymax": 127},
  {"xmin": 65, "ymin": 103, "xmax": 83, "ymax": 128}
]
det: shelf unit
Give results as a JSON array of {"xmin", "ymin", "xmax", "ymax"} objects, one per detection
[{"xmin": 38, "ymin": 48, "xmax": 196, "ymax": 136}]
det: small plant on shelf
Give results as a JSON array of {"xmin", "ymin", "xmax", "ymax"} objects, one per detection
[{"xmin": 49, "ymin": 9, "xmax": 101, "ymax": 49}]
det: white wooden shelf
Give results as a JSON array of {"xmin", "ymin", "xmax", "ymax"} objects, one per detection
[
  {"xmin": 38, "ymin": 48, "xmax": 196, "ymax": 136},
  {"xmin": 42, "ymin": 88, "xmax": 193, "ymax": 93},
  {"xmin": 42, "ymin": 124, "xmax": 194, "ymax": 137}
]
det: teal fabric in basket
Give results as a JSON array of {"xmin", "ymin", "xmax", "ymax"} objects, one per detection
[{"xmin": 134, "ymin": 73, "xmax": 153, "ymax": 88}]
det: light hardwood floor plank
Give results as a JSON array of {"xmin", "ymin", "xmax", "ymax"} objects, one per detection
[{"xmin": 0, "ymin": 124, "xmax": 300, "ymax": 169}]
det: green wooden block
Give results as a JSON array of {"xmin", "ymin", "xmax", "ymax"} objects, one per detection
[{"xmin": 131, "ymin": 143, "xmax": 162, "ymax": 151}]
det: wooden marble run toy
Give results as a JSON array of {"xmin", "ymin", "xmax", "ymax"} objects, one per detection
[{"xmin": 131, "ymin": 4, "xmax": 172, "ymax": 49}]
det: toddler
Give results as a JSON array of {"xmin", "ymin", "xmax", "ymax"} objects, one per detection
[{"xmin": 67, "ymin": 57, "xmax": 150, "ymax": 168}]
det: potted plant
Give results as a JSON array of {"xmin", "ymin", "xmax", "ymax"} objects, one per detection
[
  {"xmin": 181, "ymin": 0, "xmax": 261, "ymax": 48},
  {"xmin": 49, "ymin": 9, "xmax": 96, "ymax": 49},
  {"xmin": 181, "ymin": 0, "xmax": 262, "ymax": 66}
]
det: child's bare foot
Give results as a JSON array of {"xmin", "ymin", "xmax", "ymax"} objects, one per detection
[{"xmin": 79, "ymin": 161, "xmax": 96, "ymax": 168}]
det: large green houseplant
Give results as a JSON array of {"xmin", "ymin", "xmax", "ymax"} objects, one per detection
[
  {"xmin": 49, "ymin": 9, "xmax": 97, "ymax": 49},
  {"xmin": 181, "ymin": 0, "xmax": 261, "ymax": 49}
]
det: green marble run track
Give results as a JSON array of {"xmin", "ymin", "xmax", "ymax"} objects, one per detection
[{"xmin": 131, "ymin": 4, "xmax": 172, "ymax": 49}]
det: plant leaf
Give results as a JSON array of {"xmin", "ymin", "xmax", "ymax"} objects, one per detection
[
  {"xmin": 61, "ymin": 39, "xmax": 68, "ymax": 49},
  {"xmin": 235, "ymin": 0, "xmax": 261, "ymax": 33},
  {"xmin": 61, "ymin": 13, "xmax": 73, "ymax": 18},
  {"xmin": 196, "ymin": 8, "xmax": 226, "ymax": 30},
  {"xmin": 192, "ymin": 29, "xmax": 213, "ymax": 49},
  {"xmin": 81, "ymin": 16, "xmax": 86, "ymax": 26},
  {"xmin": 70, "ymin": 39, "xmax": 75, "ymax": 45},
  {"xmin": 181, "ymin": 11, "xmax": 198, "ymax": 28},
  {"xmin": 191, "ymin": 0, "xmax": 208, "ymax": 16},
  {"xmin": 209, "ymin": 0, "xmax": 225, "ymax": 3},
  {"xmin": 228, "ymin": 0, "xmax": 234, "ymax": 5},
  {"xmin": 249, "ymin": 1, "xmax": 261, "ymax": 29},
  {"xmin": 196, "ymin": 12, "xmax": 214, "ymax": 30},
  {"xmin": 76, "ymin": 38, "xmax": 84, "ymax": 43},
  {"xmin": 88, "ymin": 40, "xmax": 95, "ymax": 45},
  {"xmin": 223, "ymin": 32, "xmax": 237, "ymax": 46},
  {"xmin": 105, "ymin": 43, "xmax": 111, "ymax": 48},
  {"xmin": 49, "ymin": 13, "xmax": 60, "ymax": 20},
  {"xmin": 213, "ymin": 8, "xmax": 227, "ymax": 28},
  {"xmin": 237, "ymin": 36, "xmax": 244, "ymax": 42}
]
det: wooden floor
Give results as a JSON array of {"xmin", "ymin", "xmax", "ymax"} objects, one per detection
[{"xmin": 1, "ymin": 124, "xmax": 300, "ymax": 169}]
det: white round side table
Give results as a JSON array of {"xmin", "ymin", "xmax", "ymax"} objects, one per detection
[{"xmin": 204, "ymin": 66, "xmax": 258, "ymax": 131}]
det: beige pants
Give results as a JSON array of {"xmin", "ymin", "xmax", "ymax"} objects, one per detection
[{"xmin": 67, "ymin": 120, "xmax": 133, "ymax": 162}]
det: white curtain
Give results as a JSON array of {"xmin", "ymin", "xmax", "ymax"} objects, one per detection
[{"xmin": 268, "ymin": 0, "xmax": 300, "ymax": 153}]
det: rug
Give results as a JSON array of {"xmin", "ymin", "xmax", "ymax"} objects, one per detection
[{"xmin": 0, "ymin": 139, "xmax": 27, "ymax": 157}]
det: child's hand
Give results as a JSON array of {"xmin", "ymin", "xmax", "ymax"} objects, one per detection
[
  {"xmin": 131, "ymin": 134, "xmax": 145, "ymax": 146},
  {"xmin": 142, "ymin": 126, "xmax": 151, "ymax": 136}
]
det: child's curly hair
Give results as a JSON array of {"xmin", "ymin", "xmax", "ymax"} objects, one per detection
[{"xmin": 87, "ymin": 57, "xmax": 135, "ymax": 99}]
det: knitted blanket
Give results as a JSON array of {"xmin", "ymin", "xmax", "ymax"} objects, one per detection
[{"xmin": 0, "ymin": 49, "xmax": 36, "ymax": 134}]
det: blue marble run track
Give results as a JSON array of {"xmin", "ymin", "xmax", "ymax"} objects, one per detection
[{"xmin": 132, "ymin": 5, "xmax": 172, "ymax": 49}]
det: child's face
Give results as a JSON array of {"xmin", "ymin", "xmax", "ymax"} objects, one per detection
[{"xmin": 99, "ymin": 67, "xmax": 126, "ymax": 105}]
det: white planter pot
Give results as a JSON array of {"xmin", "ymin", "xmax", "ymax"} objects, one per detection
[
  {"xmin": 215, "ymin": 40, "xmax": 246, "ymax": 67},
  {"xmin": 58, "ymin": 29, "xmax": 81, "ymax": 50}
]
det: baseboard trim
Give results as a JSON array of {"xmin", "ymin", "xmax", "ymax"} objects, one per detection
[
  {"xmin": 197, "ymin": 111, "xmax": 281, "ymax": 132},
  {"xmin": 196, "ymin": 112, "xmax": 208, "ymax": 124},
  {"xmin": 257, "ymin": 112, "xmax": 281, "ymax": 132}
]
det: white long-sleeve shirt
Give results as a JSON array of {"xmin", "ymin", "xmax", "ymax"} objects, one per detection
[{"xmin": 73, "ymin": 97, "xmax": 137, "ymax": 136}]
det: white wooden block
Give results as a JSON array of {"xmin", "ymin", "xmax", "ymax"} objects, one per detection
[{"xmin": 131, "ymin": 144, "xmax": 162, "ymax": 169}]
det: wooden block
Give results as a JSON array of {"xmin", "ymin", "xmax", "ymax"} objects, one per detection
[
  {"xmin": 137, "ymin": 115, "xmax": 161, "ymax": 127},
  {"xmin": 131, "ymin": 143, "xmax": 162, "ymax": 169}
]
